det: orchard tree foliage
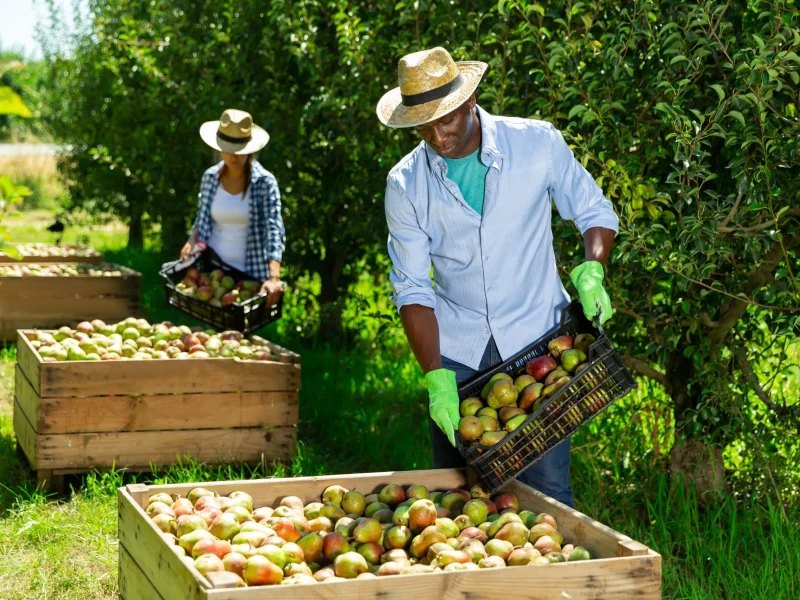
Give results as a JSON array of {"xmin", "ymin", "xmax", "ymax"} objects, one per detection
[{"xmin": 46, "ymin": 1, "xmax": 799, "ymax": 495}]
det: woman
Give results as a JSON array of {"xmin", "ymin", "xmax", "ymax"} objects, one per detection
[{"xmin": 182, "ymin": 108, "xmax": 286, "ymax": 307}]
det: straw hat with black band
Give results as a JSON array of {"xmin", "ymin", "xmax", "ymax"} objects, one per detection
[
  {"xmin": 199, "ymin": 109, "xmax": 270, "ymax": 154},
  {"xmin": 377, "ymin": 47, "xmax": 487, "ymax": 129}
]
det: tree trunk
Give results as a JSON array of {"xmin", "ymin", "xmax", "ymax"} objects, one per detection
[
  {"xmin": 318, "ymin": 249, "xmax": 350, "ymax": 340},
  {"xmin": 666, "ymin": 347, "xmax": 725, "ymax": 502},
  {"xmin": 124, "ymin": 181, "xmax": 144, "ymax": 249},
  {"xmin": 127, "ymin": 201, "xmax": 144, "ymax": 249}
]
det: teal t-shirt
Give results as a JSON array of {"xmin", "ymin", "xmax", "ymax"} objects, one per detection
[{"xmin": 442, "ymin": 148, "xmax": 489, "ymax": 215}]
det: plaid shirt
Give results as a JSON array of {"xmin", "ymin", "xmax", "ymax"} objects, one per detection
[{"xmin": 193, "ymin": 161, "xmax": 285, "ymax": 281}]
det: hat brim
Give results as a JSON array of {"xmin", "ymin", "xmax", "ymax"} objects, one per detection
[
  {"xmin": 199, "ymin": 121, "xmax": 270, "ymax": 154},
  {"xmin": 376, "ymin": 61, "xmax": 487, "ymax": 128}
]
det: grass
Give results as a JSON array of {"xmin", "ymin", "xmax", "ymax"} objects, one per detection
[{"xmin": 0, "ymin": 217, "xmax": 798, "ymax": 599}]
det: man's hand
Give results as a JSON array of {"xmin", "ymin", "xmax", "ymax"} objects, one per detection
[
  {"xmin": 570, "ymin": 261, "xmax": 613, "ymax": 325},
  {"xmin": 260, "ymin": 277, "xmax": 285, "ymax": 307},
  {"xmin": 425, "ymin": 369, "xmax": 461, "ymax": 446},
  {"xmin": 180, "ymin": 242, "xmax": 194, "ymax": 259}
]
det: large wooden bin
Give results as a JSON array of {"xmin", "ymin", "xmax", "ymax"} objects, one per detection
[
  {"xmin": 0, "ymin": 263, "xmax": 141, "ymax": 341},
  {"xmin": 118, "ymin": 469, "xmax": 662, "ymax": 600},
  {"xmin": 13, "ymin": 330, "xmax": 300, "ymax": 491}
]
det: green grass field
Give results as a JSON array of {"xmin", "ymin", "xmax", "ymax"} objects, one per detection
[{"xmin": 0, "ymin": 217, "xmax": 797, "ymax": 599}]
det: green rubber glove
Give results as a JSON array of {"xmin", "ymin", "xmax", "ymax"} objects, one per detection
[
  {"xmin": 425, "ymin": 369, "xmax": 461, "ymax": 447},
  {"xmin": 570, "ymin": 261, "xmax": 614, "ymax": 325}
]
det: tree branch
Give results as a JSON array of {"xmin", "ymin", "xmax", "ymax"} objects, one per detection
[
  {"xmin": 719, "ymin": 207, "xmax": 800, "ymax": 234},
  {"xmin": 718, "ymin": 190, "xmax": 743, "ymax": 229},
  {"xmin": 736, "ymin": 350, "xmax": 796, "ymax": 418},
  {"xmin": 710, "ymin": 232, "xmax": 800, "ymax": 346},
  {"xmin": 622, "ymin": 355, "xmax": 671, "ymax": 392}
]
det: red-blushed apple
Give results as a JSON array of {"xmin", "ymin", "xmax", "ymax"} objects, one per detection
[
  {"xmin": 525, "ymin": 356, "xmax": 558, "ymax": 382},
  {"xmin": 191, "ymin": 537, "xmax": 233, "ymax": 560}
]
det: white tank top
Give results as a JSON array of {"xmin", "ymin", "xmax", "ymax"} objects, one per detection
[{"xmin": 208, "ymin": 185, "xmax": 249, "ymax": 271}]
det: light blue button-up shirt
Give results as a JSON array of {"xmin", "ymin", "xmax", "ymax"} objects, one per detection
[{"xmin": 385, "ymin": 106, "xmax": 619, "ymax": 370}]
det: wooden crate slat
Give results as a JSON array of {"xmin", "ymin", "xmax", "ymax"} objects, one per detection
[
  {"xmin": 119, "ymin": 545, "xmax": 165, "ymax": 600},
  {"xmin": 36, "ymin": 357, "xmax": 300, "ymax": 398},
  {"xmin": 36, "ymin": 426, "xmax": 296, "ymax": 470},
  {"xmin": 15, "ymin": 331, "xmax": 41, "ymax": 395},
  {"xmin": 505, "ymin": 479, "xmax": 634, "ymax": 559},
  {"xmin": 12, "ymin": 398, "xmax": 38, "ymax": 469},
  {"xmin": 14, "ymin": 365, "xmax": 39, "ymax": 432},
  {"xmin": 118, "ymin": 488, "xmax": 209, "ymax": 600},
  {"xmin": 0, "ymin": 271, "xmax": 140, "ymax": 298},
  {"xmin": 203, "ymin": 555, "xmax": 661, "ymax": 599},
  {"xmin": 144, "ymin": 469, "xmax": 468, "ymax": 509},
  {"xmin": 38, "ymin": 390, "xmax": 299, "ymax": 434}
]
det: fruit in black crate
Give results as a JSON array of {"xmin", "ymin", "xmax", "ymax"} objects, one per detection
[
  {"xmin": 547, "ymin": 335, "xmax": 573, "ymax": 359},
  {"xmin": 573, "ymin": 333, "xmax": 596, "ymax": 355},
  {"xmin": 480, "ymin": 373, "xmax": 513, "ymax": 399},
  {"xmin": 458, "ymin": 417, "xmax": 484, "ymax": 443},
  {"xmin": 518, "ymin": 383, "xmax": 543, "ymax": 410},
  {"xmin": 560, "ymin": 349, "xmax": 587, "ymax": 373},
  {"xmin": 498, "ymin": 407, "xmax": 525, "ymax": 425},
  {"xmin": 525, "ymin": 356, "xmax": 557, "ymax": 382},
  {"xmin": 476, "ymin": 407, "xmax": 498, "ymax": 419},
  {"xmin": 513, "ymin": 375, "xmax": 536, "ymax": 392},
  {"xmin": 544, "ymin": 368, "xmax": 568, "ymax": 386},
  {"xmin": 486, "ymin": 380, "xmax": 518, "ymax": 409},
  {"xmin": 459, "ymin": 397, "xmax": 483, "ymax": 417},
  {"xmin": 477, "ymin": 415, "xmax": 501, "ymax": 432},
  {"xmin": 542, "ymin": 376, "xmax": 570, "ymax": 398},
  {"xmin": 479, "ymin": 431, "xmax": 506, "ymax": 446}
]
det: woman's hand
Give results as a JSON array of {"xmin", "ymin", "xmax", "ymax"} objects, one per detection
[
  {"xmin": 260, "ymin": 277, "xmax": 286, "ymax": 307},
  {"xmin": 180, "ymin": 242, "xmax": 194, "ymax": 259}
]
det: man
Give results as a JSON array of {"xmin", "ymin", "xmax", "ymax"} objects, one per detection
[{"xmin": 376, "ymin": 47, "xmax": 617, "ymax": 508}]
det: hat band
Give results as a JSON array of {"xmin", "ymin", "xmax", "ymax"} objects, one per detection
[
  {"xmin": 217, "ymin": 130, "xmax": 252, "ymax": 144},
  {"xmin": 401, "ymin": 73, "xmax": 464, "ymax": 107}
]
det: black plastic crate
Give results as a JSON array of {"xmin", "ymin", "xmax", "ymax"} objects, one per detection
[
  {"xmin": 159, "ymin": 246, "xmax": 282, "ymax": 334},
  {"xmin": 456, "ymin": 301, "xmax": 637, "ymax": 493}
]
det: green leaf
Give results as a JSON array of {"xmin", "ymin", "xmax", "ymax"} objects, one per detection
[
  {"xmin": 568, "ymin": 104, "xmax": 588, "ymax": 119},
  {"xmin": 727, "ymin": 110, "xmax": 746, "ymax": 126},
  {"xmin": 0, "ymin": 86, "xmax": 32, "ymax": 118},
  {"xmin": 670, "ymin": 55, "xmax": 688, "ymax": 65},
  {"xmin": 710, "ymin": 84, "xmax": 725, "ymax": 101}
]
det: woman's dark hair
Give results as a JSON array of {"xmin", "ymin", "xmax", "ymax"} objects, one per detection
[{"xmin": 217, "ymin": 153, "xmax": 255, "ymax": 197}]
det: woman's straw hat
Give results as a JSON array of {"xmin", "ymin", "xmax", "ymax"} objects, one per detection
[
  {"xmin": 377, "ymin": 47, "xmax": 487, "ymax": 128},
  {"xmin": 199, "ymin": 109, "xmax": 270, "ymax": 154}
]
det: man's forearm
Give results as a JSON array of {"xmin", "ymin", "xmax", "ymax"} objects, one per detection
[
  {"xmin": 400, "ymin": 304, "xmax": 442, "ymax": 374},
  {"xmin": 268, "ymin": 259, "xmax": 281, "ymax": 281},
  {"xmin": 583, "ymin": 227, "xmax": 616, "ymax": 266}
]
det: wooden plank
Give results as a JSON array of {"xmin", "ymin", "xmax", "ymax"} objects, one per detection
[
  {"xmin": 0, "ymin": 271, "xmax": 139, "ymax": 299},
  {"xmin": 505, "ymin": 479, "xmax": 634, "ymax": 559},
  {"xmin": 617, "ymin": 540, "xmax": 650, "ymax": 557},
  {"xmin": 118, "ymin": 488, "xmax": 210, "ymax": 600},
  {"xmin": 38, "ymin": 390, "xmax": 299, "ymax": 434},
  {"xmin": 12, "ymin": 397, "xmax": 37, "ymax": 469},
  {"xmin": 145, "ymin": 469, "xmax": 468, "ymax": 509},
  {"xmin": 205, "ymin": 555, "xmax": 661, "ymax": 599},
  {"xmin": 36, "ymin": 426, "xmax": 297, "ymax": 470},
  {"xmin": 14, "ymin": 365, "xmax": 39, "ymax": 432},
  {"xmin": 119, "ymin": 544, "xmax": 164, "ymax": 600},
  {"xmin": 15, "ymin": 331, "xmax": 41, "ymax": 395},
  {"xmin": 126, "ymin": 483, "xmax": 150, "ymax": 509},
  {"xmin": 37, "ymin": 359, "xmax": 300, "ymax": 398},
  {"xmin": 0, "ymin": 295, "xmax": 138, "ymax": 320}
]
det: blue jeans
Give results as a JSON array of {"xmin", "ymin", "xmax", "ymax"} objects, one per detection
[{"xmin": 430, "ymin": 338, "xmax": 575, "ymax": 508}]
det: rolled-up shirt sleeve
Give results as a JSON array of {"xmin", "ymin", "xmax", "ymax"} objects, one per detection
[
  {"xmin": 385, "ymin": 180, "xmax": 437, "ymax": 311},
  {"xmin": 547, "ymin": 124, "xmax": 619, "ymax": 235}
]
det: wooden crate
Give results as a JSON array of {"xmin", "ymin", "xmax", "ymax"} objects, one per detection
[
  {"xmin": 14, "ymin": 330, "xmax": 300, "ymax": 491},
  {"xmin": 0, "ymin": 264, "xmax": 141, "ymax": 341},
  {"xmin": 0, "ymin": 244, "xmax": 104, "ymax": 264},
  {"xmin": 118, "ymin": 469, "xmax": 661, "ymax": 600}
]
